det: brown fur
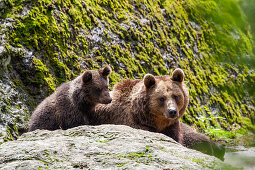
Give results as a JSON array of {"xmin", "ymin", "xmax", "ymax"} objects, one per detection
[
  {"xmin": 92, "ymin": 68, "xmax": 189, "ymax": 144},
  {"xmin": 28, "ymin": 66, "xmax": 112, "ymax": 131}
]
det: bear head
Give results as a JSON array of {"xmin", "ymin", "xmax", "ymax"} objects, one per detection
[
  {"xmin": 142, "ymin": 68, "xmax": 189, "ymax": 131},
  {"xmin": 81, "ymin": 65, "xmax": 112, "ymax": 104}
]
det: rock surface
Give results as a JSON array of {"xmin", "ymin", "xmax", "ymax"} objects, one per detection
[{"xmin": 0, "ymin": 125, "xmax": 228, "ymax": 169}]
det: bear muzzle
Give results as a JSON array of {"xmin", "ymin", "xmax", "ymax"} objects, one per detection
[
  {"xmin": 100, "ymin": 90, "xmax": 112, "ymax": 104},
  {"xmin": 101, "ymin": 97, "xmax": 112, "ymax": 104},
  {"xmin": 166, "ymin": 108, "xmax": 179, "ymax": 119}
]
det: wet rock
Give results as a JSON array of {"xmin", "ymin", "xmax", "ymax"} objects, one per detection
[
  {"xmin": 0, "ymin": 76, "xmax": 30, "ymax": 142},
  {"xmin": 0, "ymin": 36, "xmax": 31, "ymax": 142},
  {"xmin": 0, "ymin": 46, "xmax": 10, "ymax": 72}
]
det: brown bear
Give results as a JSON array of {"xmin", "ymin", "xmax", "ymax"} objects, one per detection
[
  {"xmin": 91, "ymin": 68, "xmax": 225, "ymax": 160},
  {"xmin": 91, "ymin": 68, "xmax": 189, "ymax": 144},
  {"xmin": 28, "ymin": 66, "xmax": 112, "ymax": 131}
]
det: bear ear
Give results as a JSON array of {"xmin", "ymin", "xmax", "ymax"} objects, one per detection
[
  {"xmin": 171, "ymin": 68, "xmax": 184, "ymax": 82},
  {"xmin": 144, "ymin": 74, "xmax": 156, "ymax": 89},
  {"xmin": 82, "ymin": 70, "xmax": 92, "ymax": 83},
  {"xmin": 100, "ymin": 65, "xmax": 112, "ymax": 77}
]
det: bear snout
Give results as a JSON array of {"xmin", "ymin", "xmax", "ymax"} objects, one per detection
[
  {"xmin": 101, "ymin": 97, "xmax": 112, "ymax": 104},
  {"xmin": 167, "ymin": 108, "xmax": 178, "ymax": 118}
]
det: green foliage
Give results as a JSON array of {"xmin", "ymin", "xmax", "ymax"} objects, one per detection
[
  {"xmin": 185, "ymin": 0, "xmax": 252, "ymax": 58},
  {"xmin": 205, "ymin": 126, "xmax": 237, "ymax": 139},
  {"xmin": 240, "ymin": 0, "xmax": 255, "ymax": 49}
]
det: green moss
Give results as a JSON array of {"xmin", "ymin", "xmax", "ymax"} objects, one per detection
[
  {"xmin": 241, "ymin": 117, "xmax": 255, "ymax": 134},
  {"xmin": 116, "ymin": 163, "xmax": 128, "ymax": 167},
  {"xmin": 3, "ymin": 124, "xmax": 19, "ymax": 142},
  {"xmin": 33, "ymin": 58, "xmax": 56, "ymax": 93}
]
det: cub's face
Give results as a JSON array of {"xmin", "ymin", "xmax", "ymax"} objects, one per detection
[
  {"xmin": 82, "ymin": 66, "xmax": 112, "ymax": 104},
  {"xmin": 144, "ymin": 69, "xmax": 188, "ymax": 121}
]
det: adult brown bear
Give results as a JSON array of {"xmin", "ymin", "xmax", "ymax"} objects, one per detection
[
  {"xmin": 91, "ymin": 69, "xmax": 188, "ymax": 144},
  {"xmin": 91, "ymin": 68, "xmax": 225, "ymax": 160}
]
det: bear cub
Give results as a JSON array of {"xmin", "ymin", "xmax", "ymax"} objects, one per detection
[
  {"xmin": 28, "ymin": 66, "xmax": 112, "ymax": 131},
  {"xmin": 92, "ymin": 68, "xmax": 189, "ymax": 144}
]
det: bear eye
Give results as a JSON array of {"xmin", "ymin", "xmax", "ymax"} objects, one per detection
[
  {"xmin": 159, "ymin": 97, "xmax": 165, "ymax": 103},
  {"xmin": 95, "ymin": 87, "xmax": 102, "ymax": 92},
  {"xmin": 173, "ymin": 95, "xmax": 179, "ymax": 101}
]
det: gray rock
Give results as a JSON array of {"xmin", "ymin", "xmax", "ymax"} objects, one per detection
[
  {"xmin": 0, "ymin": 125, "xmax": 230, "ymax": 169},
  {"xmin": 0, "ymin": 46, "xmax": 10, "ymax": 71}
]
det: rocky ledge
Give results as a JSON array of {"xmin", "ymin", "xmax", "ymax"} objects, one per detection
[{"xmin": 0, "ymin": 125, "xmax": 230, "ymax": 169}]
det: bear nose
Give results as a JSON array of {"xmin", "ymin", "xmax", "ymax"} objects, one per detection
[
  {"xmin": 168, "ymin": 108, "xmax": 177, "ymax": 118},
  {"xmin": 104, "ymin": 97, "xmax": 112, "ymax": 104},
  {"xmin": 108, "ymin": 98, "xmax": 112, "ymax": 103}
]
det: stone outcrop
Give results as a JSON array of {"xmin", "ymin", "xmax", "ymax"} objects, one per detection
[{"xmin": 0, "ymin": 125, "xmax": 229, "ymax": 169}]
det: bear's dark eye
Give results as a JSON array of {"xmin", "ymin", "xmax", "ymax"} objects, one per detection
[
  {"xmin": 173, "ymin": 95, "xmax": 179, "ymax": 101},
  {"xmin": 95, "ymin": 87, "xmax": 102, "ymax": 92},
  {"xmin": 159, "ymin": 97, "xmax": 165, "ymax": 103}
]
